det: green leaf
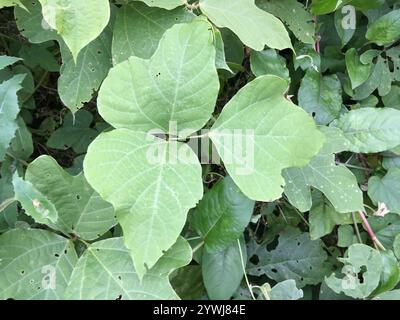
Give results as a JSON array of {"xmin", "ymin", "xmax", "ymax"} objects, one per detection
[
  {"xmin": 373, "ymin": 289, "xmax": 400, "ymax": 300},
  {"xmin": 257, "ymin": 0, "xmax": 315, "ymax": 45},
  {"xmin": 309, "ymin": 195, "xmax": 355, "ymax": 240},
  {"xmin": 0, "ymin": 228, "xmax": 77, "ymax": 299},
  {"xmin": 345, "ymin": 48, "xmax": 372, "ymax": 90},
  {"xmin": 366, "ymin": 9, "xmax": 400, "ymax": 46},
  {"xmin": 368, "ymin": 168, "xmax": 400, "ymax": 214},
  {"xmin": 247, "ymin": 227, "xmax": 331, "ymax": 288},
  {"xmin": 338, "ymin": 225, "xmax": 357, "ymax": 248},
  {"xmin": 25, "ymin": 155, "xmax": 116, "ymax": 240},
  {"xmin": 191, "ymin": 176, "xmax": 255, "ymax": 252},
  {"xmin": 382, "ymin": 86, "xmax": 400, "ymax": 110},
  {"xmin": 135, "ymin": 0, "xmax": 185, "ymax": 10},
  {"xmin": 199, "ymin": 0, "xmax": 292, "ymax": 51},
  {"xmin": 83, "ymin": 129, "xmax": 203, "ymax": 278},
  {"xmin": 0, "ymin": 74, "xmax": 25, "ymax": 161},
  {"xmin": 311, "ymin": 0, "xmax": 341, "ymax": 15},
  {"xmin": 57, "ymin": 22, "xmax": 113, "ymax": 113},
  {"xmin": 98, "ymin": 19, "xmax": 219, "ymax": 137},
  {"xmin": 334, "ymin": 9, "xmax": 355, "ymax": 47},
  {"xmin": 0, "ymin": 56, "xmax": 21, "ymax": 70},
  {"xmin": 18, "ymin": 42, "xmax": 60, "ymax": 72},
  {"xmin": 47, "ymin": 110, "xmax": 99, "ymax": 153},
  {"xmin": 210, "ymin": 75, "xmax": 325, "ymax": 202},
  {"xmin": 325, "ymin": 244, "xmax": 383, "ymax": 299},
  {"xmin": 283, "ymin": 127, "xmax": 364, "ymax": 213},
  {"xmin": 250, "ymin": 49, "xmax": 289, "ymax": 80},
  {"xmin": 38, "ymin": 0, "xmax": 111, "ymax": 60},
  {"xmin": 12, "ymin": 174, "xmax": 58, "ymax": 225},
  {"xmin": 214, "ymin": 27, "xmax": 232, "ymax": 73},
  {"xmin": 333, "ymin": 107, "xmax": 400, "ymax": 153},
  {"xmin": 65, "ymin": 237, "xmax": 190, "ymax": 299},
  {"xmin": 170, "ymin": 265, "xmax": 205, "ymax": 300},
  {"xmin": 112, "ymin": 2, "xmax": 193, "ymax": 64},
  {"xmin": 202, "ymin": 238, "xmax": 246, "ymax": 300},
  {"xmin": 270, "ymin": 279, "xmax": 303, "ymax": 300},
  {"xmin": 0, "ymin": 0, "xmax": 25, "ymax": 9},
  {"xmin": 369, "ymin": 214, "xmax": 400, "ymax": 250},
  {"xmin": 298, "ymin": 69, "xmax": 343, "ymax": 125},
  {"xmin": 9, "ymin": 117, "xmax": 33, "ymax": 160}
]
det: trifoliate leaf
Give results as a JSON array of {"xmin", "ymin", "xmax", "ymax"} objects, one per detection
[
  {"xmin": 25, "ymin": 155, "xmax": 116, "ymax": 240},
  {"xmin": 283, "ymin": 127, "xmax": 364, "ymax": 213},
  {"xmin": 210, "ymin": 75, "xmax": 325, "ymax": 202},
  {"xmin": 191, "ymin": 176, "xmax": 255, "ymax": 252},
  {"xmin": 0, "ymin": 228, "xmax": 77, "ymax": 300},
  {"xmin": 199, "ymin": 0, "xmax": 292, "ymax": 51},
  {"xmin": 83, "ymin": 129, "xmax": 203, "ymax": 278}
]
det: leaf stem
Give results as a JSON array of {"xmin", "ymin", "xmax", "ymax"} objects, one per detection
[
  {"xmin": 6, "ymin": 152, "xmax": 29, "ymax": 167},
  {"xmin": 351, "ymin": 212, "xmax": 362, "ymax": 244},
  {"xmin": 237, "ymin": 239, "xmax": 256, "ymax": 300},
  {"xmin": 0, "ymin": 197, "xmax": 16, "ymax": 213},
  {"xmin": 358, "ymin": 211, "xmax": 386, "ymax": 251},
  {"xmin": 192, "ymin": 241, "xmax": 204, "ymax": 254}
]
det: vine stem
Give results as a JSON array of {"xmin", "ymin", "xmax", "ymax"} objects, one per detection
[
  {"xmin": 358, "ymin": 211, "xmax": 386, "ymax": 251},
  {"xmin": 237, "ymin": 239, "xmax": 256, "ymax": 300},
  {"xmin": 313, "ymin": 16, "xmax": 321, "ymax": 54},
  {"xmin": 192, "ymin": 241, "xmax": 204, "ymax": 254},
  {"xmin": 351, "ymin": 212, "xmax": 362, "ymax": 244},
  {"xmin": 6, "ymin": 152, "xmax": 29, "ymax": 167}
]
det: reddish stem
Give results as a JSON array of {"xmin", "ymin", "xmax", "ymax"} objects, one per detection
[
  {"xmin": 358, "ymin": 211, "xmax": 386, "ymax": 251},
  {"xmin": 313, "ymin": 16, "xmax": 320, "ymax": 54}
]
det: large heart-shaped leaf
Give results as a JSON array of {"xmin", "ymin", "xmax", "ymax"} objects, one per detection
[
  {"xmin": 99, "ymin": 18, "xmax": 219, "ymax": 137},
  {"xmin": 84, "ymin": 129, "xmax": 203, "ymax": 278},
  {"xmin": 200, "ymin": 0, "xmax": 292, "ymax": 51},
  {"xmin": 210, "ymin": 75, "xmax": 325, "ymax": 202}
]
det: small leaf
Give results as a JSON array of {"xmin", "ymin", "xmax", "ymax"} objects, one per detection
[{"xmin": 345, "ymin": 48, "xmax": 372, "ymax": 90}]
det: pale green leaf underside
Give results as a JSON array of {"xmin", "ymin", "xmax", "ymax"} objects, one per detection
[
  {"xmin": 99, "ymin": 19, "xmax": 219, "ymax": 137},
  {"xmin": 333, "ymin": 107, "xmax": 400, "ymax": 153},
  {"xmin": 0, "ymin": 74, "xmax": 25, "ymax": 161},
  {"xmin": 39, "ymin": 0, "xmax": 111, "ymax": 60},
  {"xmin": 283, "ymin": 127, "xmax": 364, "ymax": 213},
  {"xmin": 200, "ymin": 0, "xmax": 292, "ymax": 51},
  {"xmin": 135, "ymin": 0, "xmax": 185, "ymax": 10},
  {"xmin": 84, "ymin": 129, "xmax": 203, "ymax": 278},
  {"xmin": 25, "ymin": 156, "xmax": 116, "ymax": 240},
  {"xmin": 270, "ymin": 279, "xmax": 303, "ymax": 300},
  {"xmin": 112, "ymin": 2, "xmax": 194, "ymax": 64},
  {"xmin": 65, "ymin": 237, "xmax": 191, "ymax": 300},
  {"xmin": 0, "ymin": 55, "xmax": 21, "ymax": 70},
  {"xmin": 0, "ymin": 228, "xmax": 77, "ymax": 300},
  {"xmin": 210, "ymin": 75, "xmax": 325, "ymax": 202}
]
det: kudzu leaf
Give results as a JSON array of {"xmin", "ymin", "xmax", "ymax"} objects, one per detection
[
  {"xmin": 191, "ymin": 176, "xmax": 255, "ymax": 252},
  {"xmin": 283, "ymin": 127, "xmax": 364, "ymax": 213},
  {"xmin": 366, "ymin": 9, "xmax": 400, "ymax": 46},
  {"xmin": 202, "ymin": 238, "xmax": 246, "ymax": 300},
  {"xmin": 135, "ymin": 0, "xmax": 185, "ymax": 10},
  {"xmin": 270, "ymin": 279, "xmax": 303, "ymax": 300},
  {"xmin": 47, "ymin": 110, "xmax": 99, "ymax": 153},
  {"xmin": 247, "ymin": 227, "xmax": 331, "ymax": 288},
  {"xmin": 112, "ymin": 2, "xmax": 193, "ymax": 64},
  {"xmin": 0, "ymin": 74, "xmax": 25, "ymax": 161},
  {"xmin": 0, "ymin": 228, "xmax": 77, "ymax": 300},
  {"xmin": 65, "ymin": 237, "xmax": 190, "ymax": 300},
  {"xmin": 84, "ymin": 129, "xmax": 203, "ymax": 278},
  {"xmin": 310, "ymin": 0, "xmax": 341, "ymax": 14},
  {"xmin": 325, "ymin": 244, "xmax": 383, "ymax": 299},
  {"xmin": 25, "ymin": 155, "xmax": 116, "ymax": 240},
  {"xmin": 257, "ymin": 0, "xmax": 315, "ymax": 45},
  {"xmin": 0, "ymin": 56, "xmax": 21, "ymax": 70},
  {"xmin": 345, "ymin": 48, "xmax": 372, "ymax": 90},
  {"xmin": 298, "ymin": 69, "xmax": 343, "ymax": 125},
  {"xmin": 210, "ymin": 75, "xmax": 325, "ymax": 202},
  {"xmin": 99, "ymin": 19, "xmax": 219, "ymax": 138},
  {"xmin": 250, "ymin": 49, "xmax": 289, "ymax": 80},
  {"xmin": 333, "ymin": 107, "xmax": 400, "ymax": 153},
  {"xmin": 39, "ymin": 0, "xmax": 111, "ymax": 61},
  {"xmin": 199, "ymin": 0, "xmax": 292, "ymax": 51},
  {"xmin": 12, "ymin": 174, "xmax": 58, "ymax": 225},
  {"xmin": 368, "ymin": 168, "xmax": 400, "ymax": 214}
]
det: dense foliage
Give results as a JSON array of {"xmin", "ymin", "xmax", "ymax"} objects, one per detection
[{"xmin": 1, "ymin": 0, "xmax": 400, "ymax": 300}]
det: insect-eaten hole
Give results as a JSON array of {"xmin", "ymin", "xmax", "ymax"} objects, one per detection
[
  {"xmin": 271, "ymin": 268, "xmax": 278, "ymax": 273},
  {"xmin": 357, "ymin": 266, "xmax": 367, "ymax": 284}
]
